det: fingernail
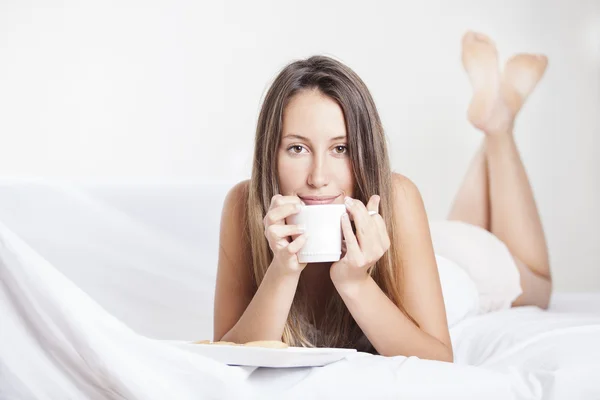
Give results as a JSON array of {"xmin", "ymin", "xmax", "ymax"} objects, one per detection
[
  {"xmin": 296, "ymin": 203, "xmax": 303, "ymax": 211},
  {"xmin": 298, "ymin": 225, "xmax": 306, "ymax": 232},
  {"xmin": 344, "ymin": 196, "xmax": 353, "ymax": 206},
  {"xmin": 341, "ymin": 213, "xmax": 348, "ymax": 220},
  {"xmin": 300, "ymin": 201, "xmax": 306, "ymax": 206}
]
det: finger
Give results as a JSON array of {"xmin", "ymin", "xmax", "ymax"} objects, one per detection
[
  {"xmin": 374, "ymin": 215, "xmax": 387, "ymax": 234},
  {"xmin": 376, "ymin": 219, "xmax": 391, "ymax": 250},
  {"xmin": 266, "ymin": 224, "xmax": 305, "ymax": 241},
  {"xmin": 286, "ymin": 233, "xmax": 308, "ymax": 254},
  {"xmin": 366, "ymin": 195, "xmax": 380, "ymax": 214},
  {"xmin": 269, "ymin": 195, "xmax": 304, "ymax": 210},
  {"xmin": 273, "ymin": 237, "xmax": 291, "ymax": 251},
  {"xmin": 344, "ymin": 197, "xmax": 371, "ymax": 242},
  {"xmin": 341, "ymin": 213, "xmax": 360, "ymax": 254},
  {"xmin": 268, "ymin": 194, "xmax": 282, "ymax": 210},
  {"xmin": 340, "ymin": 239, "xmax": 350, "ymax": 258},
  {"xmin": 265, "ymin": 203, "xmax": 303, "ymax": 226}
]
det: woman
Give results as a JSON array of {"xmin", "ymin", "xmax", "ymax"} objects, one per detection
[{"xmin": 212, "ymin": 31, "xmax": 552, "ymax": 362}]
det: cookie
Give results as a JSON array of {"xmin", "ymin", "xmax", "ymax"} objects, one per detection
[
  {"xmin": 243, "ymin": 340, "xmax": 289, "ymax": 349},
  {"xmin": 192, "ymin": 340, "xmax": 241, "ymax": 345}
]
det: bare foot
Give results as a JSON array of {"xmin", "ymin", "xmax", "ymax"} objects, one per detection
[
  {"xmin": 461, "ymin": 31, "xmax": 502, "ymax": 131},
  {"xmin": 461, "ymin": 31, "xmax": 548, "ymax": 134},
  {"xmin": 501, "ymin": 54, "xmax": 548, "ymax": 117}
]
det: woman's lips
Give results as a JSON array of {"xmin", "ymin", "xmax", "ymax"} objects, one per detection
[{"xmin": 299, "ymin": 195, "xmax": 341, "ymax": 205}]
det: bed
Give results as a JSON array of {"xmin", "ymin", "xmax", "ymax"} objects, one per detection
[{"xmin": 0, "ymin": 180, "xmax": 598, "ymax": 399}]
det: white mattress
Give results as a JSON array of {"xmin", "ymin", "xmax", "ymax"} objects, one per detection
[{"xmin": 0, "ymin": 180, "xmax": 599, "ymax": 399}]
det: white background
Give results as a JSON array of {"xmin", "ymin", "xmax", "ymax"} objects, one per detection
[{"xmin": 0, "ymin": 0, "xmax": 598, "ymax": 291}]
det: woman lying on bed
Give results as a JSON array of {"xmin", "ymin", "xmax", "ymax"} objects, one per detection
[{"xmin": 213, "ymin": 31, "xmax": 552, "ymax": 362}]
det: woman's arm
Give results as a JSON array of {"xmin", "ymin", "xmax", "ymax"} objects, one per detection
[
  {"xmin": 219, "ymin": 261, "xmax": 302, "ymax": 343},
  {"xmin": 214, "ymin": 182, "xmax": 306, "ymax": 343},
  {"xmin": 332, "ymin": 174, "xmax": 453, "ymax": 361},
  {"xmin": 335, "ymin": 276, "xmax": 452, "ymax": 361}
]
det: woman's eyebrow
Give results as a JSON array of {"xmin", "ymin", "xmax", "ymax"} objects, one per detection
[
  {"xmin": 282, "ymin": 133, "xmax": 346, "ymax": 141},
  {"xmin": 282, "ymin": 134, "xmax": 309, "ymax": 141}
]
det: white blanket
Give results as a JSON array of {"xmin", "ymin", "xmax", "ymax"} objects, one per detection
[{"xmin": 1, "ymin": 181, "xmax": 599, "ymax": 399}]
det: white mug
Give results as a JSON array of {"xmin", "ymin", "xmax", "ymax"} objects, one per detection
[{"xmin": 287, "ymin": 204, "xmax": 347, "ymax": 263}]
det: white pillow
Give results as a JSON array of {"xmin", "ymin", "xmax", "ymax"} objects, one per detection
[
  {"xmin": 436, "ymin": 254, "xmax": 479, "ymax": 327},
  {"xmin": 430, "ymin": 220, "xmax": 522, "ymax": 314}
]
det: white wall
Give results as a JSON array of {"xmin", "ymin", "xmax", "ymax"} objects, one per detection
[{"xmin": 0, "ymin": 0, "xmax": 598, "ymax": 291}]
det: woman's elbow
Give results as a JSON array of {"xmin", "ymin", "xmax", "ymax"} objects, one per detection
[
  {"xmin": 423, "ymin": 343, "xmax": 454, "ymax": 363},
  {"xmin": 440, "ymin": 345, "xmax": 454, "ymax": 363},
  {"xmin": 536, "ymin": 275, "xmax": 553, "ymax": 310}
]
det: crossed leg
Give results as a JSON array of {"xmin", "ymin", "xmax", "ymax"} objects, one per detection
[{"xmin": 448, "ymin": 31, "xmax": 552, "ymax": 309}]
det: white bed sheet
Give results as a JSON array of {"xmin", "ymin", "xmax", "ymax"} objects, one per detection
[
  {"xmin": 0, "ymin": 215, "xmax": 514, "ymax": 400},
  {"xmin": 0, "ymin": 181, "xmax": 599, "ymax": 400},
  {"xmin": 451, "ymin": 305, "xmax": 600, "ymax": 399},
  {"xmin": 240, "ymin": 299, "xmax": 600, "ymax": 399}
]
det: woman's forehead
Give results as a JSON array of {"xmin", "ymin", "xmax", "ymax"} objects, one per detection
[{"xmin": 282, "ymin": 91, "xmax": 347, "ymax": 141}]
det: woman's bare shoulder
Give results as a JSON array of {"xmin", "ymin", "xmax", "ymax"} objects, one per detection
[
  {"xmin": 220, "ymin": 179, "xmax": 251, "ymax": 255},
  {"xmin": 391, "ymin": 172, "xmax": 421, "ymax": 200},
  {"xmin": 217, "ymin": 179, "xmax": 254, "ymax": 284},
  {"xmin": 389, "ymin": 172, "xmax": 429, "ymax": 233},
  {"xmin": 224, "ymin": 180, "xmax": 250, "ymax": 209},
  {"xmin": 221, "ymin": 180, "xmax": 250, "ymax": 223},
  {"xmin": 214, "ymin": 179, "xmax": 254, "ymax": 341}
]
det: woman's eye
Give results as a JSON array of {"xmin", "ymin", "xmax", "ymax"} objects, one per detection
[
  {"xmin": 334, "ymin": 145, "xmax": 348, "ymax": 154},
  {"xmin": 288, "ymin": 145, "xmax": 306, "ymax": 154}
]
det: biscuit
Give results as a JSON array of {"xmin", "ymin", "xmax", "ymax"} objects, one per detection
[
  {"xmin": 243, "ymin": 340, "xmax": 289, "ymax": 349},
  {"xmin": 192, "ymin": 340, "xmax": 241, "ymax": 345}
]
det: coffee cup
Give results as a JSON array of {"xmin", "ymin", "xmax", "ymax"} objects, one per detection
[{"xmin": 287, "ymin": 204, "xmax": 347, "ymax": 263}]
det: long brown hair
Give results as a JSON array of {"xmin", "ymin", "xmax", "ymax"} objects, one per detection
[{"xmin": 246, "ymin": 55, "xmax": 415, "ymax": 352}]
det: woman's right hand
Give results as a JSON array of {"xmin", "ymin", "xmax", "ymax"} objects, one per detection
[{"xmin": 263, "ymin": 194, "xmax": 308, "ymax": 275}]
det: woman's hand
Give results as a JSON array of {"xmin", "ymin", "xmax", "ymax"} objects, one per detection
[
  {"xmin": 263, "ymin": 194, "xmax": 308, "ymax": 275},
  {"xmin": 330, "ymin": 195, "xmax": 391, "ymax": 288}
]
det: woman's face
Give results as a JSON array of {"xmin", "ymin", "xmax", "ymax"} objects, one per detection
[{"xmin": 278, "ymin": 89, "xmax": 354, "ymax": 205}]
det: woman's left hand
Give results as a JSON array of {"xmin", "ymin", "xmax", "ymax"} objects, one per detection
[{"xmin": 330, "ymin": 195, "xmax": 391, "ymax": 288}]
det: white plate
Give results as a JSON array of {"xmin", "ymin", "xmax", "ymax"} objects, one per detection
[{"xmin": 168, "ymin": 341, "xmax": 357, "ymax": 368}]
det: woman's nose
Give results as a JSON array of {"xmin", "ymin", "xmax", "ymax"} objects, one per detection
[{"xmin": 307, "ymin": 158, "xmax": 329, "ymax": 188}]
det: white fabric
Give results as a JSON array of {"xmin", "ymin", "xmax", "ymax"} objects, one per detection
[
  {"xmin": 0, "ymin": 180, "xmax": 599, "ymax": 399},
  {"xmin": 436, "ymin": 254, "xmax": 480, "ymax": 327},
  {"xmin": 430, "ymin": 219, "xmax": 523, "ymax": 313},
  {"xmin": 0, "ymin": 180, "xmax": 224, "ymax": 341},
  {"xmin": 0, "ymin": 220, "xmax": 248, "ymax": 399},
  {"xmin": 0, "ymin": 205, "xmax": 512, "ymax": 399},
  {"xmin": 450, "ymin": 307, "xmax": 600, "ymax": 400}
]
